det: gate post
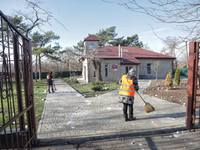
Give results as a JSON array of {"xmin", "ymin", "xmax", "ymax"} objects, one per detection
[{"xmin": 186, "ymin": 42, "xmax": 199, "ymax": 129}]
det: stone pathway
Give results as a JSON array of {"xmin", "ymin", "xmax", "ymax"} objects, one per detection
[{"xmin": 37, "ymin": 79, "xmax": 187, "ymax": 139}]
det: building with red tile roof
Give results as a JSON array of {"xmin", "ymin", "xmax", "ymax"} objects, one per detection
[
  {"xmin": 81, "ymin": 35, "xmax": 176, "ymax": 83},
  {"xmin": 83, "ymin": 35, "xmax": 100, "ymax": 42}
]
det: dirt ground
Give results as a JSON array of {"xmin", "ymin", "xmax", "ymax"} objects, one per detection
[{"xmin": 142, "ymin": 78, "xmax": 200, "ymax": 107}]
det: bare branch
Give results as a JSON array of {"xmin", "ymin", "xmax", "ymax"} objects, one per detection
[
  {"xmin": 25, "ymin": 0, "xmax": 68, "ymax": 31},
  {"xmin": 102, "ymin": 0, "xmax": 200, "ymax": 40}
]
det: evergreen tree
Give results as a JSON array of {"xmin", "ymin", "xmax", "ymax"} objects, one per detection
[
  {"xmin": 109, "ymin": 34, "xmax": 143, "ymax": 48},
  {"xmin": 31, "ymin": 31, "xmax": 61, "ymax": 80},
  {"xmin": 174, "ymin": 68, "xmax": 180, "ymax": 85},
  {"xmin": 73, "ymin": 40, "xmax": 84, "ymax": 57},
  {"xmin": 94, "ymin": 26, "xmax": 118, "ymax": 47}
]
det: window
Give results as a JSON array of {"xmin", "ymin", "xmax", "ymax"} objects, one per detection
[
  {"xmin": 147, "ymin": 63, "xmax": 151, "ymax": 74},
  {"xmin": 126, "ymin": 66, "xmax": 133, "ymax": 74},
  {"xmin": 89, "ymin": 44, "xmax": 95, "ymax": 49},
  {"xmin": 105, "ymin": 64, "xmax": 108, "ymax": 77}
]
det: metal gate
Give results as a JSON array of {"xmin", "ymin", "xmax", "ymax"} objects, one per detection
[
  {"xmin": 186, "ymin": 42, "xmax": 200, "ymax": 130},
  {"xmin": 0, "ymin": 11, "xmax": 37, "ymax": 149}
]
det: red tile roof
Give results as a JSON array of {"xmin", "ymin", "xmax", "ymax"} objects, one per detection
[
  {"xmin": 94, "ymin": 46, "xmax": 176, "ymax": 65},
  {"xmin": 83, "ymin": 35, "xmax": 100, "ymax": 42}
]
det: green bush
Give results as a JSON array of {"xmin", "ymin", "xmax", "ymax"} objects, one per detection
[
  {"xmin": 70, "ymin": 77, "xmax": 78, "ymax": 83},
  {"xmin": 114, "ymin": 80, "xmax": 120, "ymax": 85},
  {"xmin": 63, "ymin": 78, "xmax": 70, "ymax": 83},
  {"xmin": 91, "ymin": 81, "xmax": 104, "ymax": 86},
  {"xmin": 63, "ymin": 77, "xmax": 78, "ymax": 83},
  {"xmin": 174, "ymin": 68, "xmax": 180, "ymax": 85},
  {"xmin": 91, "ymin": 85, "xmax": 102, "ymax": 91}
]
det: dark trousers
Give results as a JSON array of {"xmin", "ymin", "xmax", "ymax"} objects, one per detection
[{"xmin": 123, "ymin": 103, "xmax": 133, "ymax": 115}]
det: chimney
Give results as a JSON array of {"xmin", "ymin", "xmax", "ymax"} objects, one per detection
[
  {"xmin": 121, "ymin": 48, "xmax": 123, "ymax": 62},
  {"xmin": 118, "ymin": 44, "xmax": 121, "ymax": 57}
]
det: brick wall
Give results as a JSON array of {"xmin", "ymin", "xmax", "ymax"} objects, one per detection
[
  {"xmin": 138, "ymin": 59, "xmax": 173, "ymax": 79},
  {"xmin": 88, "ymin": 59, "xmax": 138, "ymax": 82},
  {"xmin": 84, "ymin": 41, "xmax": 99, "ymax": 54}
]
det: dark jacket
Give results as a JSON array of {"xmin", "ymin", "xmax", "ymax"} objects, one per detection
[
  {"xmin": 47, "ymin": 73, "xmax": 53, "ymax": 85},
  {"xmin": 119, "ymin": 73, "xmax": 139, "ymax": 105}
]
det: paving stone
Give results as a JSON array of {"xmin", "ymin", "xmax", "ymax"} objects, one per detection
[{"xmin": 37, "ymin": 79, "xmax": 188, "ymax": 139}]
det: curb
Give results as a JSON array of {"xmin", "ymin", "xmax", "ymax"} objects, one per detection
[{"xmin": 36, "ymin": 125, "xmax": 200, "ymax": 147}]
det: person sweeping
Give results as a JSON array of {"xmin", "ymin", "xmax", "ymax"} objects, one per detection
[
  {"xmin": 119, "ymin": 68, "xmax": 139, "ymax": 121},
  {"xmin": 47, "ymin": 71, "xmax": 54, "ymax": 93}
]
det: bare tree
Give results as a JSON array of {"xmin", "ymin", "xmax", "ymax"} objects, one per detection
[
  {"xmin": 85, "ymin": 49, "xmax": 103, "ymax": 81},
  {"xmin": 102, "ymin": 0, "xmax": 200, "ymax": 38},
  {"xmin": 10, "ymin": 0, "xmax": 68, "ymax": 81},
  {"xmin": 14, "ymin": 0, "xmax": 68, "ymax": 37},
  {"xmin": 161, "ymin": 36, "xmax": 190, "ymax": 69},
  {"xmin": 152, "ymin": 60, "xmax": 160, "ymax": 80},
  {"xmin": 143, "ymin": 43, "xmax": 151, "ymax": 50},
  {"xmin": 59, "ymin": 47, "xmax": 80, "ymax": 73}
]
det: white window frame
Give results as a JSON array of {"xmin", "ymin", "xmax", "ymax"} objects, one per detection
[
  {"xmin": 89, "ymin": 44, "xmax": 95, "ymax": 49},
  {"xmin": 105, "ymin": 64, "xmax": 109, "ymax": 78},
  {"xmin": 147, "ymin": 63, "xmax": 151, "ymax": 75}
]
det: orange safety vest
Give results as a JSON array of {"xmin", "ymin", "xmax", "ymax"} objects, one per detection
[
  {"xmin": 119, "ymin": 75, "xmax": 135, "ymax": 97},
  {"xmin": 47, "ymin": 74, "xmax": 51, "ymax": 79}
]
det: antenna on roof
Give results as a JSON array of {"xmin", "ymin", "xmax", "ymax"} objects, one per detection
[{"xmin": 118, "ymin": 44, "xmax": 120, "ymax": 57}]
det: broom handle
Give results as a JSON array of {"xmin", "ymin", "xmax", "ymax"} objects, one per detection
[{"xmin": 136, "ymin": 91, "xmax": 147, "ymax": 104}]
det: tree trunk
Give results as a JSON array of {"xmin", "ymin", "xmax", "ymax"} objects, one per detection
[
  {"xmin": 98, "ymin": 62, "xmax": 102, "ymax": 81},
  {"xmin": 90, "ymin": 59, "xmax": 103, "ymax": 82},
  {"xmin": 39, "ymin": 53, "xmax": 42, "ymax": 80},
  {"xmin": 156, "ymin": 72, "xmax": 158, "ymax": 80},
  {"xmin": 95, "ymin": 70, "xmax": 99, "ymax": 81},
  {"xmin": 35, "ymin": 55, "xmax": 37, "ymax": 82}
]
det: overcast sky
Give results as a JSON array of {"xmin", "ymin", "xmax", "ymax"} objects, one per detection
[{"xmin": 1, "ymin": 0, "xmax": 185, "ymax": 52}]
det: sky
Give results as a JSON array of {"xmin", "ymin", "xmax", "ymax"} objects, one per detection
[{"xmin": 1, "ymin": 0, "xmax": 185, "ymax": 52}]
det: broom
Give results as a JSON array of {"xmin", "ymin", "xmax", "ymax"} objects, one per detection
[
  {"xmin": 136, "ymin": 91, "xmax": 155, "ymax": 113},
  {"xmin": 54, "ymin": 83, "xmax": 57, "ymax": 91}
]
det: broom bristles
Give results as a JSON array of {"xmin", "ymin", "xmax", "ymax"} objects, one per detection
[
  {"xmin": 54, "ymin": 87, "xmax": 57, "ymax": 91},
  {"xmin": 144, "ymin": 102, "xmax": 155, "ymax": 113}
]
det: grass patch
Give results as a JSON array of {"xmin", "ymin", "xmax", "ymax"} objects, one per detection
[
  {"xmin": 0, "ymin": 79, "xmax": 47, "ymax": 129},
  {"xmin": 69, "ymin": 80, "xmax": 120, "ymax": 98},
  {"xmin": 33, "ymin": 80, "xmax": 47, "ymax": 126}
]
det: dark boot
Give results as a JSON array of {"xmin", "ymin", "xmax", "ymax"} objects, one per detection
[
  {"xmin": 129, "ymin": 114, "xmax": 136, "ymax": 121},
  {"xmin": 124, "ymin": 114, "xmax": 129, "ymax": 122},
  {"xmin": 48, "ymin": 89, "xmax": 51, "ymax": 93},
  {"xmin": 52, "ymin": 89, "xmax": 55, "ymax": 93}
]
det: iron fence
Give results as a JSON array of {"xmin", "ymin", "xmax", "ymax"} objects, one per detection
[{"xmin": 0, "ymin": 10, "xmax": 37, "ymax": 149}]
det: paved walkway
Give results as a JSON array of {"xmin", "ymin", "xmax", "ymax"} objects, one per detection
[{"xmin": 37, "ymin": 79, "xmax": 189, "ymax": 140}]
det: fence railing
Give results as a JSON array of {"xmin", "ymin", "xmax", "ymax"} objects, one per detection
[{"xmin": 0, "ymin": 10, "xmax": 37, "ymax": 149}]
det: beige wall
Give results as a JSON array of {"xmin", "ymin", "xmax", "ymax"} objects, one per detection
[
  {"xmin": 83, "ymin": 58, "xmax": 173, "ymax": 83},
  {"xmin": 84, "ymin": 41, "xmax": 99, "ymax": 54},
  {"xmin": 138, "ymin": 59, "xmax": 173, "ymax": 79},
  {"xmin": 88, "ymin": 59, "xmax": 139, "ymax": 82}
]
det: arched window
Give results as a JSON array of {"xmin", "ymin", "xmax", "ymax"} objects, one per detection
[{"xmin": 89, "ymin": 44, "xmax": 95, "ymax": 49}]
